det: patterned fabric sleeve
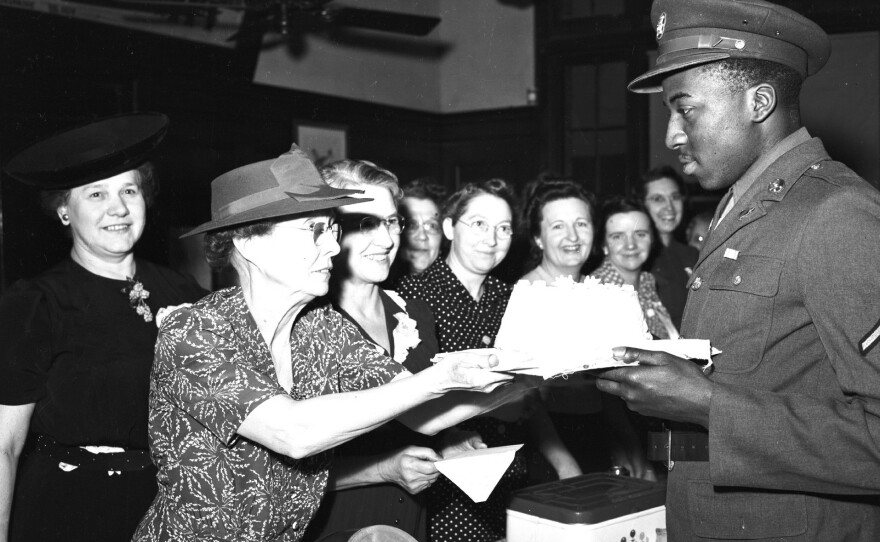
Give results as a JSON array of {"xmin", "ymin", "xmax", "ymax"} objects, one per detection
[
  {"xmin": 289, "ymin": 306, "xmax": 404, "ymax": 399},
  {"xmin": 331, "ymin": 308, "xmax": 404, "ymax": 392},
  {"xmin": 152, "ymin": 306, "xmax": 284, "ymax": 446}
]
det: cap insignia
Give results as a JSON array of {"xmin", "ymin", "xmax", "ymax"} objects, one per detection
[{"xmin": 656, "ymin": 12, "xmax": 667, "ymax": 40}]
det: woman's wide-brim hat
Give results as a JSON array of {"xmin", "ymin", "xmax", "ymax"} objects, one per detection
[
  {"xmin": 3, "ymin": 112, "xmax": 170, "ymax": 189},
  {"xmin": 182, "ymin": 144, "xmax": 366, "ymax": 238}
]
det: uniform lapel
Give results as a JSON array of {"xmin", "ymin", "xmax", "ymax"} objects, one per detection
[{"xmin": 694, "ymin": 138, "xmax": 830, "ymax": 269}]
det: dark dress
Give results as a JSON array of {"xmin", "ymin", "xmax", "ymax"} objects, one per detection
[
  {"xmin": 649, "ymin": 239, "xmax": 698, "ymax": 330},
  {"xmin": 397, "ymin": 260, "xmax": 528, "ymax": 542},
  {"xmin": 304, "ymin": 290, "xmax": 439, "ymax": 542},
  {"xmin": 0, "ymin": 258, "xmax": 205, "ymax": 542}
]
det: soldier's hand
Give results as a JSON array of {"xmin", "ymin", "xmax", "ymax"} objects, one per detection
[{"xmin": 595, "ymin": 347, "xmax": 713, "ymax": 428}]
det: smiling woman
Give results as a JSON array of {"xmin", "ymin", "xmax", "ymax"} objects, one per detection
[
  {"xmin": 517, "ymin": 180, "xmax": 654, "ymax": 481},
  {"xmin": 634, "ymin": 166, "xmax": 699, "ymax": 329},
  {"xmin": 396, "ymin": 179, "xmax": 583, "ymax": 542},
  {"xmin": 58, "ymin": 170, "xmax": 148, "ymax": 263},
  {"xmin": 0, "ymin": 113, "xmax": 207, "ymax": 542},
  {"xmin": 592, "ymin": 196, "xmax": 677, "ymax": 340},
  {"xmin": 305, "ymin": 161, "xmax": 536, "ymax": 542},
  {"xmin": 399, "ymin": 179, "xmax": 447, "ymax": 277},
  {"xmin": 305, "ymin": 160, "xmax": 441, "ymax": 540},
  {"xmin": 521, "ymin": 179, "xmax": 596, "ymax": 282}
]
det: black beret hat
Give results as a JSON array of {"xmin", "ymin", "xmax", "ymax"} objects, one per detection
[
  {"xmin": 628, "ymin": 0, "xmax": 831, "ymax": 93},
  {"xmin": 3, "ymin": 112, "xmax": 169, "ymax": 189}
]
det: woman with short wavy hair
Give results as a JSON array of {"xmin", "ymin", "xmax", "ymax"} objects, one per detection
[{"xmin": 398, "ymin": 179, "xmax": 581, "ymax": 542}]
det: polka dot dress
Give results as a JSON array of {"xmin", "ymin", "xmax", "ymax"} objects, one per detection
[
  {"xmin": 398, "ymin": 260, "xmax": 528, "ymax": 542},
  {"xmin": 396, "ymin": 259, "xmax": 510, "ymax": 354}
]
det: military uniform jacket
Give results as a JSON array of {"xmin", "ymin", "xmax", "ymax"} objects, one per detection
[{"xmin": 670, "ymin": 138, "xmax": 880, "ymax": 541}]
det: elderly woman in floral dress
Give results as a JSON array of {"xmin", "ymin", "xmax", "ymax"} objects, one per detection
[{"xmin": 132, "ymin": 146, "xmax": 515, "ymax": 542}]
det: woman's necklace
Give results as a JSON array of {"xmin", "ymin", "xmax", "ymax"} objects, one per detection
[{"xmin": 122, "ymin": 277, "xmax": 153, "ymax": 322}]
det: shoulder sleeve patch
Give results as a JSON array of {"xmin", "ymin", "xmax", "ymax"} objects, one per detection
[{"xmin": 860, "ymin": 317, "xmax": 880, "ymax": 356}]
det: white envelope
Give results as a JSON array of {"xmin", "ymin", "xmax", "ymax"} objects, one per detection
[{"xmin": 434, "ymin": 444, "xmax": 524, "ymax": 503}]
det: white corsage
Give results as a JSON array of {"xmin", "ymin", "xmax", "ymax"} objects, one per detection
[
  {"xmin": 385, "ymin": 290, "xmax": 421, "ymax": 363},
  {"xmin": 392, "ymin": 312, "xmax": 421, "ymax": 363}
]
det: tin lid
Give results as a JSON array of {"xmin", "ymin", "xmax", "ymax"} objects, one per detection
[{"xmin": 508, "ymin": 473, "xmax": 666, "ymax": 525}]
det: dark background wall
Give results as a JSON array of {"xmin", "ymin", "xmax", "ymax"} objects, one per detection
[
  {"xmin": 0, "ymin": 8, "xmax": 542, "ymax": 286},
  {"xmin": 2, "ymin": 2, "xmax": 878, "ymax": 288}
]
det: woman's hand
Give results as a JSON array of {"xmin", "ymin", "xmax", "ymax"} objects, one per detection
[
  {"xmin": 438, "ymin": 428, "xmax": 486, "ymax": 459},
  {"xmin": 430, "ymin": 351, "xmax": 512, "ymax": 393},
  {"xmin": 610, "ymin": 446, "xmax": 657, "ymax": 481},
  {"xmin": 377, "ymin": 446, "xmax": 442, "ymax": 495}
]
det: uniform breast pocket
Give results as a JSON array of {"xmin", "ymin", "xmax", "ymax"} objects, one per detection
[
  {"xmin": 705, "ymin": 255, "xmax": 784, "ymax": 374},
  {"xmin": 688, "ymin": 481, "xmax": 807, "ymax": 540}
]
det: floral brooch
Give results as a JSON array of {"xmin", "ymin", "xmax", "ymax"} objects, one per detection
[{"xmin": 122, "ymin": 277, "xmax": 153, "ymax": 322}]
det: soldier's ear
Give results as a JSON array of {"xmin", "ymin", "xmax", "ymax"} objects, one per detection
[{"xmin": 749, "ymin": 83, "xmax": 777, "ymax": 123}]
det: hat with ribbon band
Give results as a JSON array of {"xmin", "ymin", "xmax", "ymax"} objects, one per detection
[
  {"xmin": 3, "ymin": 112, "xmax": 169, "ymax": 189},
  {"xmin": 182, "ymin": 144, "xmax": 366, "ymax": 238}
]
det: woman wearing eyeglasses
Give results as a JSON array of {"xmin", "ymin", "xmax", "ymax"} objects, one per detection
[
  {"xmin": 305, "ymin": 162, "xmax": 536, "ymax": 542},
  {"xmin": 132, "ymin": 148, "xmax": 516, "ymax": 542},
  {"xmin": 397, "ymin": 179, "xmax": 580, "ymax": 542},
  {"xmin": 305, "ymin": 161, "xmax": 442, "ymax": 541},
  {"xmin": 636, "ymin": 166, "xmax": 698, "ymax": 329},
  {"xmin": 399, "ymin": 179, "xmax": 447, "ymax": 277}
]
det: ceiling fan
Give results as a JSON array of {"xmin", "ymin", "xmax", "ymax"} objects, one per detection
[{"xmin": 110, "ymin": 0, "xmax": 441, "ymax": 43}]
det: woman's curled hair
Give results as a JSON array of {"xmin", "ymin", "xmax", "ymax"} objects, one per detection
[
  {"xmin": 442, "ymin": 178, "xmax": 518, "ymax": 227},
  {"xmin": 522, "ymin": 178, "xmax": 596, "ymax": 265},
  {"xmin": 204, "ymin": 221, "xmax": 275, "ymax": 269},
  {"xmin": 320, "ymin": 159, "xmax": 402, "ymax": 202}
]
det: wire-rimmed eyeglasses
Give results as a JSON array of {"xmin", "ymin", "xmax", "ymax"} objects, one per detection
[
  {"xmin": 458, "ymin": 219, "xmax": 514, "ymax": 240},
  {"xmin": 406, "ymin": 219, "xmax": 442, "ymax": 237},
  {"xmin": 284, "ymin": 221, "xmax": 341, "ymax": 244}
]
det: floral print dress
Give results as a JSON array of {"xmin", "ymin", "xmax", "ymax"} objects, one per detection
[{"xmin": 133, "ymin": 287, "xmax": 403, "ymax": 542}]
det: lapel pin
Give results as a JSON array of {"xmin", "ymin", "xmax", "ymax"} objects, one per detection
[
  {"xmin": 769, "ymin": 178, "xmax": 786, "ymax": 193},
  {"xmin": 723, "ymin": 248, "xmax": 739, "ymax": 260}
]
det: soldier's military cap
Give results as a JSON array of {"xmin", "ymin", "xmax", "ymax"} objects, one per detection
[{"xmin": 628, "ymin": 0, "xmax": 831, "ymax": 93}]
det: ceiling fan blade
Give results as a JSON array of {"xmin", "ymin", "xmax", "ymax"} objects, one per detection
[
  {"xmin": 327, "ymin": 7, "xmax": 439, "ymax": 36},
  {"xmin": 112, "ymin": 0, "xmax": 224, "ymax": 8}
]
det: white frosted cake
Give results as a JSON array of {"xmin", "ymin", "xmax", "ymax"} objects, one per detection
[{"xmin": 494, "ymin": 277, "xmax": 652, "ymax": 378}]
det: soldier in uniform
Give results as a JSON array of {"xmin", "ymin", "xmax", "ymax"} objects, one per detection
[{"xmin": 597, "ymin": 0, "xmax": 880, "ymax": 540}]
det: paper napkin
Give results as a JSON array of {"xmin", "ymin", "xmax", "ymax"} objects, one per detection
[{"xmin": 434, "ymin": 444, "xmax": 524, "ymax": 503}]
